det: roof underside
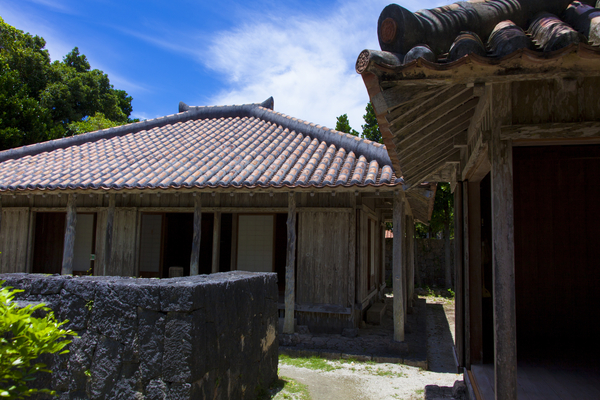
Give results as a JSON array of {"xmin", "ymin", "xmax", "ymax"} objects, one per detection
[{"xmin": 358, "ymin": 0, "xmax": 600, "ymax": 188}]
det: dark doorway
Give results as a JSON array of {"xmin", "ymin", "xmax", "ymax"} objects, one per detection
[
  {"xmin": 513, "ymin": 145, "xmax": 600, "ymax": 365},
  {"xmin": 32, "ymin": 212, "xmax": 66, "ymax": 274},
  {"xmin": 162, "ymin": 213, "xmax": 194, "ymax": 278},
  {"xmin": 274, "ymin": 213, "xmax": 287, "ymax": 294}
]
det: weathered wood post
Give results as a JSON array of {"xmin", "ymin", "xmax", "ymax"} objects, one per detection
[
  {"xmin": 61, "ymin": 194, "xmax": 77, "ymax": 275},
  {"xmin": 190, "ymin": 194, "xmax": 202, "ymax": 275},
  {"xmin": 491, "ymin": 135, "xmax": 517, "ymax": 399},
  {"xmin": 348, "ymin": 195, "xmax": 356, "ymax": 311},
  {"xmin": 283, "ymin": 192, "xmax": 297, "ymax": 334},
  {"xmin": 392, "ymin": 190, "xmax": 405, "ymax": 342},
  {"xmin": 407, "ymin": 214, "xmax": 415, "ymax": 309},
  {"xmin": 454, "ymin": 182, "xmax": 465, "ymax": 369},
  {"xmin": 211, "ymin": 211, "xmax": 221, "ymax": 274},
  {"xmin": 103, "ymin": 194, "xmax": 115, "ymax": 276}
]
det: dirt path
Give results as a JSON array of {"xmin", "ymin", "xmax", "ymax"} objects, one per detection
[{"xmin": 277, "ymin": 296, "xmax": 461, "ymax": 400}]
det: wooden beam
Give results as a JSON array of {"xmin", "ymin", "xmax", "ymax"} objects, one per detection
[
  {"xmin": 211, "ymin": 211, "xmax": 221, "ymax": 274},
  {"xmin": 283, "ymin": 193, "xmax": 297, "ymax": 334},
  {"xmin": 491, "ymin": 136, "xmax": 517, "ymax": 400},
  {"xmin": 190, "ymin": 194, "xmax": 202, "ymax": 275},
  {"xmin": 467, "ymin": 180, "xmax": 483, "ymax": 366},
  {"xmin": 392, "ymin": 190, "xmax": 405, "ymax": 342},
  {"xmin": 501, "ymin": 121, "xmax": 600, "ymax": 142},
  {"xmin": 103, "ymin": 194, "xmax": 115, "ymax": 276},
  {"xmin": 61, "ymin": 194, "xmax": 77, "ymax": 276}
]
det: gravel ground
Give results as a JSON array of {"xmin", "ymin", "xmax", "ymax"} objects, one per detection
[{"xmin": 276, "ymin": 296, "xmax": 462, "ymax": 400}]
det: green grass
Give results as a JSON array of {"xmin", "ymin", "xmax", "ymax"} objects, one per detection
[
  {"xmin": 374, "ymin": 368, "xmax": 406, "ymax": 378},
  {"xmin": 279, "ymin": 354, "xmax": 339, "ymax": 372},
  {"xmin": 259, "ymin": 376, "xmax": 311, "ymax": 400}
]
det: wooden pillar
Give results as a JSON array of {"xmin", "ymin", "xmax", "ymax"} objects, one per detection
[
  {"xmin": 103, "ymin": 194, "xmax": 115, "ymax": 276},
  {"xmin": 283, "ymin": 193, "xmax": 297, "ymax": 334},
  {"xmin": 407, "ymin": 215, "xmax": 415, "ymax": 309},
  {"xmin": 211, "ymin": 211, "xmax": 221, "ymax": 274},
  {"xmin": 463, "ymin": 182, "xmax": 471, "ymax": 367},
  {"xmin": 403, "ymin": 214, "xmax": 408, "ymax": 322},
  {"xmin": 230, "ymin": 214, "xmax": 238, "ymax": 270},
  {"xmin": 491, "ymin": 135, "xmax": 517, "ymax": 400},
  {"xmin": 454, "ymin": 182, "xmax": 465, "ymax": 369},
  {"xmin": 348, "ymin": 195, "xmax": 356, "ymax": 309},
  {"xmin": 61, "ymin": 194, "xmax": 77, "ymax": 276},
  {"xmin": 190, "ymin": 194, "xmax": 202, "ymax": 275},
  {"xmin": 380, "ymin": 220, "xmax": 386, "ymax": 288},
  {"xmin": 392, "ymin": 190, "xmax": 405, "ymax": 342}
]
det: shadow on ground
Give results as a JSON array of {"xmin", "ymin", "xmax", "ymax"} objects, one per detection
[{"xmin": 425, "ymin": 301, "xmax": 457, "ymax": 373}]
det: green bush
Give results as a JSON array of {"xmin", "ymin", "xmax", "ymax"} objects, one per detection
[{"xmin": 0, "ymin": 281, "xmax": 76, "ymax": 399}]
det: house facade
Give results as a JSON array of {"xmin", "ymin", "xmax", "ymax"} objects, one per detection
[
  {"xmin": 358, "ymin": 0, "xmax": 600, "ymax": 398},
  {"xmin": 0, "ymin": 97, "xmax": 432, "ymax": 335}
]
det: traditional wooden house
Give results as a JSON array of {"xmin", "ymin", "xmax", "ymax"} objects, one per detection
[
  {"xmin": 357, "ymin": 0, "xmax": 600, "ymax": 398},
  {"xmin": 0, "ymin": 97, "xmax": 433, "ymax": 335}
]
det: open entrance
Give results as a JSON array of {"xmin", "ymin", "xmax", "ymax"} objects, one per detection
[
  {"xmin": 513, "ymin": 145, "xmax": 600, "ymax": 366},
  {"xmin": 138, "ymin": 212, "xmax": 238, "ymax": 278},
  {"xmin": 32, "ymin": 212, "xmax": 97, "ymax": 275}
]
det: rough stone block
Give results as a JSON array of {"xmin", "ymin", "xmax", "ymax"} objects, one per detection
[
  {"xmin": 163, "ymin": 312, "xmax": 193, "ymax": 382},
  {"xmin": 89, "ymin": 336, "xmax": 123, "ymax": 399},
  {"xmin": 138, "ymin": 309, "xmax": 166, "ymax": 380}
]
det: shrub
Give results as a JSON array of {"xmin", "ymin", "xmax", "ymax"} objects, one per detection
[{"xmin": 0, "ymin": 281, "xmax": 76, "ymax": 399}]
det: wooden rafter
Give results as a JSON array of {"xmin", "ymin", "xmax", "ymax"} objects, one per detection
[{"xmin": 389, "ymin": 86, "xmax": 474, "ymax": 136}]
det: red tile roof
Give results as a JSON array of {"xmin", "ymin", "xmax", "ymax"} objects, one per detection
[{"xmin": 0, "ymin": 98, "xmax": 401, "ymax": 192}]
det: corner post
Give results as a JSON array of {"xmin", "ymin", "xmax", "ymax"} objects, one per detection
[
  {"xmin": 283, "ymin": 192, "xmax": 297, "ymax": 334},
  {"xmin": 61, "ymin": 194, "xmax": 77, "ymax": 275},
  {"xmin": 454, "ymin": 182, "xmax": 465, "ymax": 369},
  {"xmin": 491, "ymin": 135, "xmax": 517, "ymax": 400},
  {"xmin": 392, "ymin": 190, "xmax": 405, "ymax": 342},
  {"xmin": 190, "ymin": 194, "xmax": 202, "ymax": 275},
  {"xmin": 407, "ymin": 214, "xmax": 415, "ymax": 309}
]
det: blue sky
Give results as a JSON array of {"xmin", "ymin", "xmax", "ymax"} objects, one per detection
[{"xmin": 1, "ymin": 0, "xmax": 445, "ymax": 131}]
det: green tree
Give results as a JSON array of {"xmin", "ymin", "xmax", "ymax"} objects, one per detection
[
  {"xmin": 335, "ymin": 113, "xmax": 359, "ymax": 136},
  {"xmin": 429, "ymin": 182, "xmax": 454, "ymax": 288},
  {"xmin": 361, "ymin": 102, "xmax": 382, "ymax": 144},
  {"xmin": 0, "ymin": 18, "xmax": 134, "ymax": 150},
  {"xmin": 0, "ymin": 281, "xmax": 76, "ymax": 398},
  {"xmin": 67, "ymin": 112, "xmax": 123, "ymax": 134}
]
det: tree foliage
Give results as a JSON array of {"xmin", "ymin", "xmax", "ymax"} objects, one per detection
[
  {"xmin": 0, "ymin": 18, "xmax": 134, "ymax": 150},
  {"xmin": 361, "ymin": 102, "xmax": 382, "ymax": 144},
  {"xmin": 334, "ymin": 102, "xmax": 382, "ymax": 143},
  {"xmin": 0, "ymin": 281, "xmax": 76, "ymax": 399},
  {"xmin": 335, "ymin": 114, "xmax": 359, "ymax": 136}
]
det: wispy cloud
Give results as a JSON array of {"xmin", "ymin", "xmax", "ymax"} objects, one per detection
[
  {"xmin": 22, "ymin": 0, "xmax": 74, "ymax": 14},
  {"xmin": 202, "ymin": 0, "xmax": 394, "ymax": 131}
]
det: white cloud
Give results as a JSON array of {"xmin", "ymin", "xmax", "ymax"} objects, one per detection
[
  {"xmin": 203, "ymin": 0, "xmax": 395, "ymax": 132},
  {"xmin": 202, "ymin": 0, "xmax": 447, "ymax": 132}
]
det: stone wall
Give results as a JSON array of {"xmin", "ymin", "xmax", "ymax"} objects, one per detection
[
  {"xmin": 0, "ymin": 272, "xmax": 279, "ymax": 400},
  {"xmin": 385, "ymin": 238, "xmax": 455, "ymax": 288}
]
